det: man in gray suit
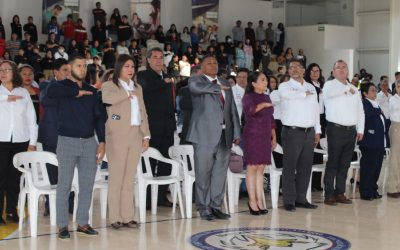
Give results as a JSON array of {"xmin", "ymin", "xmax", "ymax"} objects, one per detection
[{"xmin": 187, "ymin": 55, "xmax": 241, "ymax": 221}]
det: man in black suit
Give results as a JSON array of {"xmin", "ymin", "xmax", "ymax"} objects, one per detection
[
  {"xmin": 38, "ymin": 58, "xmax": 71, "ymax": 216},
  {"xmin": 137, "ymin": 47, "xmax": 176, "ymax": 207}
]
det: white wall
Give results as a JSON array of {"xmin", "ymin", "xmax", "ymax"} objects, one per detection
[
  {"xmin": 286, "ymin": 25, "xmax": 355, "ymax": 80},
  {"xmin": 356, "ymin": 0, "xmax": 390, "ymax": 81},
  {"xmin": 286, "ymin": 3, "xmax": 325, "ymax": 26},
  {"xmin": 217, "ymin": 0, "xmax": 281, "ymax": 40}
]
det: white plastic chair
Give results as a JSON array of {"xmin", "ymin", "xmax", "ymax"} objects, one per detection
[
  {"xmin": 346, "ymin": 147, "xmax": 361, "ymax": 197},
  {"xmin": 226, "ymin": 144, "xmax": 267, "ymax": 213},
  {"xmin": 13, "ymin": 151, "xmax": 58, "ymax": 238},
  {"xmin": 72, "ymin": 164, "xmax": 108, "ymax": 225},
  {"xmin": 306, "ymin": 142, "xmax": 328, "ymax": 202},
  {"xmin": 168, "ymin": 145, "xmax": 195, "ymax": 218},
  {"xmin": 270, "ymin": 145, "xmax": 283, "ymax": 209},
  {"xmin": 137, "ymin": 147, "xmax": 185, "ymax": 223}
]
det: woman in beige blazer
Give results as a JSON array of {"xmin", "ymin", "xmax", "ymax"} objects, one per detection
[{"xmin": 101, "ymin": 54, "xmax": 150, "ymax": 229}]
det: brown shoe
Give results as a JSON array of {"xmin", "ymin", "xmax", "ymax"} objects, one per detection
[
  {"xmin": 324, "ymin": 197, "xmax": 337, "ymax": 206},
  {"xmin": 123, "ymin": 220, "xmax": 139, "ymax": 228},
  {"xmin": 387, "ymin": 192, "xmax": 400, "ymax": 198},
  {"xmin": 335, "ymin": 194, "xmax": 352, "ymax": 204}
]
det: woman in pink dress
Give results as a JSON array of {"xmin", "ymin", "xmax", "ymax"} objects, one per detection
[{"xmin": 243, "ymin": 71, "xmax": 276, "ymax": 215}]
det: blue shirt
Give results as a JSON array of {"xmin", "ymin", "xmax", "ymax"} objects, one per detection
[{"xmin": 46, "ymin": 79, "xmax": 106, "ymax": 142}]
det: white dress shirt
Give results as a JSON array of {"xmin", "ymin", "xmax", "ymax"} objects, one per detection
[
  {"xmin": 278, "ymin": 78, "xmax": 321, "ymax": 133},
  {"xmin": 231, "ymin": 84, "xmax": 245, "ymax": 122},
  {"xmin": 389, "ymin": 94, "xmax": 400, "ymax": 122},
  {"xmin": 269, "ymin": 90, "xmax": 282, "ymax": 120},
  {"xmin": 377, "ymin": 91, "xmax": 392, "ymax": 119},
  {"xmin": 322, "ymin": 79, "xmax": 365, "ymax": 133},
  {"xmin": 0, "ymin": 85, "xmax": 38, "ymax": 145},
  {"xmin": 119, "ymin": 79, "xmax": 141, "ymax": 126}
]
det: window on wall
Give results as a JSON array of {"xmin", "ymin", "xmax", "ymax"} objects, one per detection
[{"xmin": 277, "ymin": 0, "xmax": 354, "ymax": 27}]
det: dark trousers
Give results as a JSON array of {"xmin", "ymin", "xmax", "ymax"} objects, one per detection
[
  {"xmin": 0, "ymin": 141, "xmax": 29, "ymax": 215},
  {"xmin": 146, "ymin": 133, "xmax": 174, "ymax": 204},
  {"xmin": 324, "ymin": 123, "xmax": 357, "ymax": 198},
  {"xmin": 272, "ymin": 119, "xmax": 283, "ymax": 168},
  {"xmin": 281, "ymin": 127, "xmax": 315, "ymax": 205},
  {"xmin": 359, "ymin": 147, "xmax": 384, "ymax": 198}
]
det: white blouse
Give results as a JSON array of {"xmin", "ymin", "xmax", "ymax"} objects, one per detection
[
  {"xmin": 119, "ymin": 79, "xmax": 141, "ymax": 126},
  {"xmin": 0, "ymin": 84, "xmax": 38, "ymax": 145}
]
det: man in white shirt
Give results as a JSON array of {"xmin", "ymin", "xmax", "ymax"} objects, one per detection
[
  {"xmin": 255, "ymin": 20, "xmax": 266, "ymax": 42},
  {"xmin": 322, "ymin": 60, "xmax": 365, "ymax": 206},
  {"xmin": 377, "ymin": 76, "xmax": 392, "ymax": 147},
  {"xmin": 278, "ymin": 59, "xmax": 321, "ymax": 212},
  {"xmin": 231, "ymin": 68, "xmax": 249, "ymax": 124}
]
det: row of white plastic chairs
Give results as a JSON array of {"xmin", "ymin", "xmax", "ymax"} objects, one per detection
[{"xmin": 13, "ymin": 138, "xmax": 390, "ymax": 237}]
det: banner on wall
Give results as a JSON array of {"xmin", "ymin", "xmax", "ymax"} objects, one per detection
[
  {"xmin": 42, "ymin": 0, "xmax": 80, "ymax": 34},
  {"xmin": 130, "ymin": 0, "xmax": 161, "ymax": 40},
  {"xmin": 192, "ymin": 0, "xmax": 219, "ymax": 44}
]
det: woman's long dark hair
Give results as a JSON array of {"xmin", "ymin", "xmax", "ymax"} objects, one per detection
[
  {"xmin": 246, "ymin": 71, "xmax": 266, "ymax": 93},
  {"xmin": 112, "ymin": 54, "xmax": 135, "ymax": 87},
  {"xmin": 305, "ymin": 63, "xmax": 324, "ymax": 86}
]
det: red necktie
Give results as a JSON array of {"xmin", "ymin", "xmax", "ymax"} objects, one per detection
[{"xmin": 212, "ymin": 79, "xmax": 225, "ymax": 106}]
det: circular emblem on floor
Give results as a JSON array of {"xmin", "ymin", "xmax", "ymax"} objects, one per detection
[{"xmin": 190, "ymin": 227, "xmax": 350, "ymax": 250}]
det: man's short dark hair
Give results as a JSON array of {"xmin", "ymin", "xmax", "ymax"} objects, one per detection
[
  {"xmin": 288, "ymin": 59, "xmax": 304, "ymax": 68},
  {"xmin": 395, "ymin": 71, "xmax": 400, "ymax": 77},
  {"xmin": 200, "ymin": 54, "xmax": 216, "ymax": 64},
  {"xmin": 146, "ymin": 47, "xmax": 163, "ymax": 58},
  {"xmin": 380, "ymin": 75, "xmax": 388, "ymax": 81},
  {"xmin": 68, "ymin": 54, "xmax": 85, "ymax": 64},
  {"xmin": 237, "ymin": 68, "xmax": 249, "ymax": 75},
  {"xmin": 53, "ymin": 58, "xmax": 69, "ymax": 70}
]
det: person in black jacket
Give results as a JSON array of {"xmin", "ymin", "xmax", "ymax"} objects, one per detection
[
  {"xmin": 358, "ymin": 82, "xmax": 387, "ymax": 200},
  {"xmin": 118, "ymin": 15, "xmax": 132, "ymax": 46},
  {"xmin": 91, "ymin": 20, "xmax": 106, "ymax": 45},
  {"xmin": 137, "ymin": 47, "xmax": 176, "ymax": 208},
  {"xmin": 11, "ymin": 15, "xmax": 22, "ymax": 40},
  {"xmin": 23, "ymin": 16, "xmax": 38, "ymax": 44},
  {"xmin": 0, "ymin": 17, "xmax": 5, "ymax": 39},
  {"xmin": 92, "ymin": 2, "xmax": 107, "ymax": 27}
]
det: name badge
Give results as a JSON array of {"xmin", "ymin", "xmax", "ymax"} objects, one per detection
[
  {"xmin": 111, "ymin": 114, "xmax": 121, "ymax": 120},
  {"xmin": 368, "ymin": 130, "xmax": 375, "ymax": 134}
]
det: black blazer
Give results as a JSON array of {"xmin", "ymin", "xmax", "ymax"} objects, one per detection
[
  {"xmin": 358, "ymin": 99, "xmax": 388, "ymax": 149},
  {"xmin": 38, "ymin": 79, "xmax": 58, "ymax": 148},
  {"xmin": 137, "ymin": 69, "xmax": 176, "ymax": 136}
]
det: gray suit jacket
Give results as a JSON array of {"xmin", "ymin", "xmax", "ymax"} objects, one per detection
[{"xmin": 186, "ymin": 74, "xmax": 241, "ymax": 148}]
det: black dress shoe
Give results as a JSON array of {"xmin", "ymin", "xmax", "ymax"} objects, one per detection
[
  {"xmin": 6, "ymin": 213, "xmax": 19, "ymax": 223},
  {"xmin": 284, "ymin": 204, "xmax": 296, "ymax": 212},
  {"xmin": 58, "ymin": 227, "xmax": 70, "ymax": 239},
  {"xmin": 258, "ymin": 206, "xmax": 268, "ymax": 215},
  {"xmin": 200, "ymin": 214, "xmax": 215, "ymax": 221},
  {"xmin": 295, "ymin": 202, "xmax": 318, "ymax": 209},
  {"xmin": 211, "ymin": 208, "xmax": 230, "ymax": 219},
  {"xmin": 373, "ymin": 194, "xmax": 383, "ymax": 199},
  {"xmin": 247, "ymin": 203, "xmax": 260, "ymax": 216}
]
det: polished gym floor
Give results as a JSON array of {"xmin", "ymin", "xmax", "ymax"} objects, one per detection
[{"xmin": 0, "ymin": 184, "xmax": 399, "ymax": 250}]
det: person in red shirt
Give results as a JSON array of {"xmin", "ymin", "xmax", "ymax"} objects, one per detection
[
  {"xmin": 0, "ymin": 31, "xmax": 5, "ymax": 57},
  {"xmin": 74, "ymin": 18, "xmax": 87, "ymax": 45},
  {"xmin": 62, "ymin": 14, "xmax": 75, "ymax": 48}
]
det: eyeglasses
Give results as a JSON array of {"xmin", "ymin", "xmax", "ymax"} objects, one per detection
[{"xmin": 0, "ymin": 68, "xmax": 12, "ymax": 73}]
